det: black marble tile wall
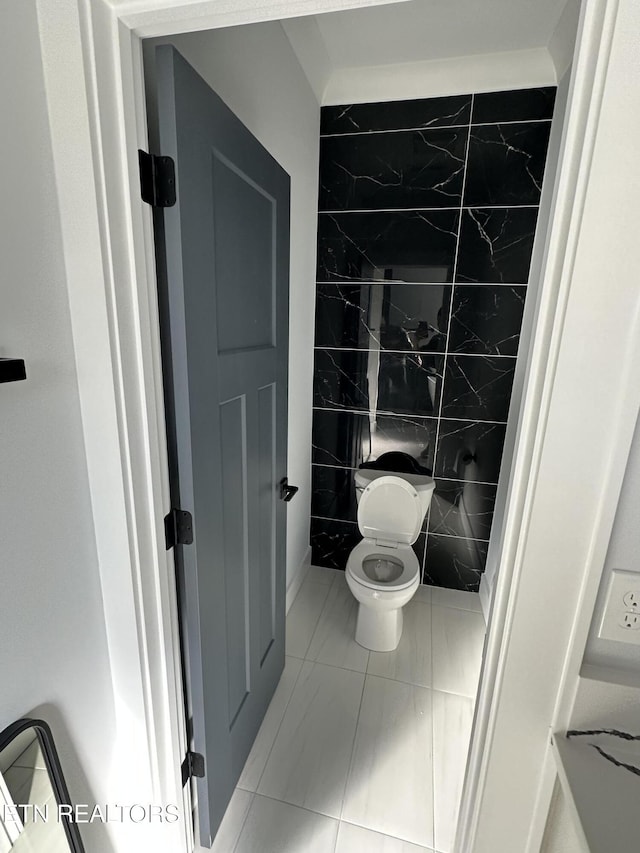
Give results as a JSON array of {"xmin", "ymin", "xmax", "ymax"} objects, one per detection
[
  {"xmin": 448, "ymin": 286, "xmax": 525, "ymax": 356},
  {"xmin": 441, "ymin": 356, "xmax": 516, "ymax": 422},
  {"xmin": 311, "ymin": 517, "xmax": 427, "ymax": 572},
  {"xmin": 313, "ymin": 349, "xmax": 443, "ymax": 416},
  {"xmin": 311, "ymin": 87, "xmax": 556, "ymax": 591},
  {"xmin": 472, "ymin": 88, "xmax": 556, "ymax": 123},
  {"xmin": 464, "ymin": 123, "xmax": 552, "ymax": 206},
  {"xmin": 317, "ymin": 211, "xmax": 459, "ymax": 282},
  {"xmin": 321, "ymin": 95, "xmax": 472, "ymax": 135},
  {"xmin": 319, "ymin": 129, "xmax": 468, "ymax": 210},
  {"xmin": 314, "ymin": 283, "xmax": 451, "ymax": 351},
  {"xmin": 456, "ymin": 208, "xmax": 539, "ymax": 283},
  {"xmin": 313, "ymin": 410, "xmax": 438, "ymax": 471}
]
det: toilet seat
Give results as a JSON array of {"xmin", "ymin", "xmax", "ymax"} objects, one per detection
[
  {"xmin": 347, "ymin": 540, "xmax": 419, "ymax": 592},
  {"xmin": 357, "ymin": 475, "xmax": 423, "ymax": 545},
  {"xmin": 347, "ymin": 475, "xmax": 422, "ymax": 592}
]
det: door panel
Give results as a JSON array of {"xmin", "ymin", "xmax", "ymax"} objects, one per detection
[
  {"xmin": 212, "ymin": 154, "xmax": 276, "ymax": 354},
  {"xmin": 150, "ymin": 45, "xmax": 290, "ymax": 846}
]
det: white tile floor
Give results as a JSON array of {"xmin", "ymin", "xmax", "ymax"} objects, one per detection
[{"xmin": 214, "ymin": 566, "xmax": 485, "ymax": 853}]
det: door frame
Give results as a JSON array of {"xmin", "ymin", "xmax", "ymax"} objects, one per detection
[{"xmin": 35, "ymin": 0, "xmax": 640, "ymax": 852}]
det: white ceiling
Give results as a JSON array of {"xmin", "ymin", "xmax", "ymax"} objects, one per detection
[{"xmin": 309, "ymin": 0, "xmax": 569, "ymax": 69}]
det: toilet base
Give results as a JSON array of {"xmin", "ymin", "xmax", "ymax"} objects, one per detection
[{"xmin": 355, "ymin": 604, "xmax": 404, "ymax": 652}]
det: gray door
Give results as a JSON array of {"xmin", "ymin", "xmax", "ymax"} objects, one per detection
[{"xmin": 149, "ymin": 45, "xmax": 289, "ymax": 846}]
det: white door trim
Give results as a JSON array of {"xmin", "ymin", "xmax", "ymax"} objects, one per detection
[
  {"xmin": 35, "ymin": 0, "xmax": 640, "ymax": 851},
  {"xmin": 457, "ymin": 0, "xmax": 623, "ymax": 848},
  {"xmin": 459, "ymin": 0, "xmax": 640, "ymax": 848}
]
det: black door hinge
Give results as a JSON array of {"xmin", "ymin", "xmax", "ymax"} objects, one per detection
[
  {"xmin": 138, "ymin": 149, "xmax": 176, "ymax": 207},
  {"xmin": 181, "ymin": 751, "xmax": 205, "ymax": 787},
  {"xmin": 164, "ymin": 508, "xmax": 193, "ymax": 550}
]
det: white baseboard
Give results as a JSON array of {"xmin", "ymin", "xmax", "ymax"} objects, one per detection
[
  {"xmin": 286, "ymin": 546, "xmax": 311, "ymax": 613},
  {"xmin": 479, "ymin": 573, "xmax": 491, "ymax": 623}
]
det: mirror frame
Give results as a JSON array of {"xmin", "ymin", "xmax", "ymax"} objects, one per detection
[{"xmin": 0, "ymin": 718, "xmax": 85, "ymax": 853}]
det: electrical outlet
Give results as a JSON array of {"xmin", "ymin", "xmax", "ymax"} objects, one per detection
[
  {"xmin": 598, "ymin": 569, "xmax": 640, "ymax": 644},
  {"xmin": 619, "ymin": 612, "xmax": 640, "ymax": 630}
]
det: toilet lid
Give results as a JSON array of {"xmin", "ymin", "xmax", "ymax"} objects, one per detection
[{"xmin": 357, "ymin": 475, "xmax": 423, "ymax": 545}]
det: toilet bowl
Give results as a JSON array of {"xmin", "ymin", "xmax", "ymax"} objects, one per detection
[{"xmin": 346, "ymin": 470, "xmax": 435, "ymax": 652}]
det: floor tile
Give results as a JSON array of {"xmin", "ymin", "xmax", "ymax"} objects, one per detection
[
  {"xmin": 342, "ymin": 675, "xmax": 434, "ymax": 848},
  {"xmin": 234, "ymin": 794, "xmax": 338, "ymax": 853},
  {"xmin": 4, "ymin": 766, "xmax": 55, "ymax": 809},
  {"xmin": 367, "ymin": 601, "xmax": 432, "ymax": 687},
  {"xmin": 307, "ymin": 565, "xmax": 340, "ymax": 586},
  {"xmin": 211, "ymin": 788, "xmax": 253, "ymax": 853},
  {"xmin": 431, "ymin": 606, "xmax": 485, "ymax": 699},
  {"xmin": 0, "ymin": 731, "xmax": 40, "ymax": 774},
  {"xmin": 0, "ymin": 733, "xmax": 46, "ymax": 774},
  {"xmin": 413, "ymin": 584, "xmax": 432, "ymax": 604},
  {"xmin": 238, "ymin": 656, "xmax": 303, "ymax": 791},
  {"xmin": 286, "ymin": 581, "xmax": 331, "ymax": 658},
  {"xmin": 258, "ymin": 661, "xmax": 365, "ymax": 817},
  {"xmin": 430, "ymin": 587, "xmax": 483, "ymax": 613},
  {"xmin": 336, "ymin": 821, "xmax": 432, "ymax": 852},
  {"xmin": 10, "ymin": 794, "xmax": 70, "ymax": 853},
  {"xmin": 432, "ymin": 691, "xmax": 475, "ymax": 853},
  {"xmin": 307, "ymin": 574, "xmax": 370, "ymax": 673}
]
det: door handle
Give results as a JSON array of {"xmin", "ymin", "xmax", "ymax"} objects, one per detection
[{"xmin": 280, "ymin": 478, "xmax": 299, "ymax": 502}]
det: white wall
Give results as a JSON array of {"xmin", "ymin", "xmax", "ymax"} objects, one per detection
[
  {"xmin": 322, "ymin": 48, "xmax": 556, "ymax": 105},
  {"xmin": 549, "ymin": 0, "xmax": 582, "ymax": 79},
  {"xmin": 0, "ymin": 2, "xmax": 116, "ymax": 850},
  {"xmin": 147, "ymin": 21, "xmax": 321, "ymax": 591},
  {"xmin": 540, "ymin": 782, "xmax": 584, "ymax": 853}
]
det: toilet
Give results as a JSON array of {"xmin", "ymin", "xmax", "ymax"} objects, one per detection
[{"xmin": 346, "ymin": 468, "xmax": 435, "ymax": 652}]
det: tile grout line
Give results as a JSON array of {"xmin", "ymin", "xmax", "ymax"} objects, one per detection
[
  {"xmin": 430, "ymin": 598, "xmax": 484, "ymax": 616},
  {"xmin": 319, "ymin": 116, "xmax": 553, "ymax": 139},
  {"xmin": 334, "ymin": 646, "xmax": 369, "ymax": 853},
  {"xmin": 310, "ymin": 514, "xmax": 491, "ymax": 544},
  {"xmin": 429, "ymin": 95, "xmax": 474, "ymax": 493},
  {"xmin": 229, "ymin": 791, "xmax": 255, "ymax": 853},
  {"xmin": 252, "ymin": 574, "xmax": 343, "ymax": 800},
  {"xmin": 314, "ymin": 346, "xmax": 519, "ymax": 359},
  {"xmin": 420, "ymin": 99, "xmax": 472, "ymax": 587},
  {"xmin": 247, "ymin": 656, "xmax": 306, "ymax": 797},
  {"xmin": 298, "ymin": 580, "xmax": 333, "ymax": 660},
  {"xmin": 253, "ymin": 578, "xmax": 332, "ymax": 794},
  {"xmin": 332, "ymin": 820, "xmax": 340, "ymax": 853},
  {"xmin": 303, "ymin": 574, "xmax": 339, "ymax": 664},
  {"xmin": 315, "ymin": 280, "xmax": 529, "ymax": 287},
  {"xmin": 311, "ymin": 462, "xmax": 502, "ymax": 489},
  {"xmin": 427, "ymin": 531, "xmax": 490, "ymax": 543},
  {"xmin": 337, "ymin": 814, "xmax": 439, "ymax": 850},
  {"xmin": 269, "ymin": 653, "xmax": 485, "ymax": 689},
  {"xmin": 318, "ymin": 203, "xmax": 540, "ymax": 214},
  {"xmin": 338, "ymin": 657, "xmax": 368, "ymax": 826},
  {"xmin": 242, "ymin": 788, "xmax": 453, "ymax": 850},
  {"xmin": 240, "ymin": 789, "xmax": 340, "ymax": 826},
  {"xmin": 312, "ymin": 405, "xmax": 509, "ymax": 425}
]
